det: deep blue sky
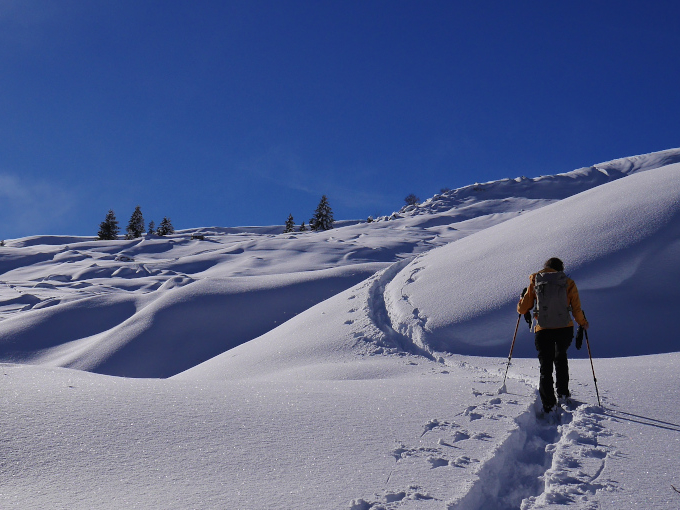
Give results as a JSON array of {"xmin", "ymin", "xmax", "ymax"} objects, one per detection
[{"xmin": 1, "ymin": 1, "xmax": 679, "ymax": 238}]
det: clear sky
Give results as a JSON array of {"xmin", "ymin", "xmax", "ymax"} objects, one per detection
[{"xmin": 1, "ymin": 1, "xmax": 679, "ymax": 239}]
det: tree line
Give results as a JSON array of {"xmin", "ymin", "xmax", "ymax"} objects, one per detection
[
  {"xmin": 283, "ymin": 195, "xmax": 334, "ymax": 233},
  {"xmin": 283, "ymin": 193, "xmax": 426, "ymax": 233},
  {"xmin": 97, "ymin": 192, "xmax": 423, "ymax": 241},
  {"xmin": 98, "ymin": 206, "xmax": 174, "ymax": 240}
]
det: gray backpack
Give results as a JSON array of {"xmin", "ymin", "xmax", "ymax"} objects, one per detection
[{"xmin": 534, "ymin": 271, "xmax": 571, "ymax": 328}]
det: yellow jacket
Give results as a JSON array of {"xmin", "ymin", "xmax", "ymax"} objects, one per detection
[{"xmin": 517, "ymin": 268, "xmax": 588, "ymax": 331}]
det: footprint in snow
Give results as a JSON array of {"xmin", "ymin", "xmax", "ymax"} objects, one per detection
[
  {"xmin": 451, "ymin": 455, "xmax": 479, "ymax": 468},
  {"xmin": 472, "ymin": 432, "xmax": 493, "ymax": 441},
  {"xmin": 349, "ymin": 485, "xmax": 434, "ymax": 510},
  {"xmin": 463, "ymin": 406, "xmax": 483, "ymax": 421},
  {"xmin": 451, "ymin": 430, "xmax": 470, "ymax": 442},
  {"xmin": 428, "ymin": 457, "xmax": 449, "ymax": 468},
  {"xmin": 420, "ymin": 418, "xmax": 459, "ymax": 437},
  {"xmin": 391, "ymin": 444, "xmax": 439, "ymax": 462}
]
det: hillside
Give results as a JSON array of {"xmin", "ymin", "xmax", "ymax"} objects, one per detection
[{"xmin": 1, "ymin": 148, "xmax": 680, "ymax": 509}]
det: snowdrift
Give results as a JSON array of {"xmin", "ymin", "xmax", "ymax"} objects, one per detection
[
  {"xmin": 0, "ymin": 265, "xmax": 379, "ymax": 378},
  {"xmin": 385, "ymin": 162, "xmax": 680, "ymax": 358},
  {"xmin": 1, "ymin": 148, "xmax": 680, "ymax": 378},
  {"xmin": 2, "ymin": 149, "xmax": 680, "ymax": 510}
]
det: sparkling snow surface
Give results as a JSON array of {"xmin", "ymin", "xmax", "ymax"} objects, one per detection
[{"xmin": 1, "ymin": 149, "xmax": 680, "ymax": 509}]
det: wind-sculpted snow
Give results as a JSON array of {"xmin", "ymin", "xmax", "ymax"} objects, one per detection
[
  {"xmin": 392, "ymin": 147, "xmax": 680, "ymax": 219},
  {"xmin": 385, "ymin": 162, "xmax": 680, "ymax": 357},
  {"xmin": 0, "ymin": 267, "xmax": 381, "ymax": 378},
  {"xmin": 2, "ymin": 148, "xmax": 680, "ymax": 376},
  {"xmin": 0, "ymin": 231, "xmax": 393, "ymax": 377},
  {"xmin": 1, "ymin": 149, "xmax": 680, "ymax": 509}
]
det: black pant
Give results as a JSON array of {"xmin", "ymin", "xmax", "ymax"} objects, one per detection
[{"xmin": 535, "ymin": 326, "xmax": 573, "ymax": 409}]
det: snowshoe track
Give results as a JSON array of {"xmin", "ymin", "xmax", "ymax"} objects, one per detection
[{"xmin": 450, "ymin": 394, "xmax": 619, "ymax": 510}]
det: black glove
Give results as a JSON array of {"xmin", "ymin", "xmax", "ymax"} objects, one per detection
[
  {"xmin": 524, "ymin": 312, "xmax": 532, "ymax": 325},
  {"xmin": 575, "ymin": 326, "xmax": 584, "ymax": 350}
]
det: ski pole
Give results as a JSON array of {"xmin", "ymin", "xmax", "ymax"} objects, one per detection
[
  {"xmin": 584, "ymin": 328, "xmax": 602, "ymax": 407},
  {"xmin": 502, "ymin": 314, "xmax": 521, "ymax": 387}
]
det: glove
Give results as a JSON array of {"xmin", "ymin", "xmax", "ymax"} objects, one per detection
[
  {"xmin": 575, "ymin": 326, "xmax": 584, "ymax": 350},
  {"xmin": 524, "ymin": 312, "xmax": 532, "ymax": 325}
]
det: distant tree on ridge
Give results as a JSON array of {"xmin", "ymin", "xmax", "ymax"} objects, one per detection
[
  {"xmin": 98, "ymin": 209, "xmax": 119, "ymax": 240},
  {"xmin": 125, "ymin": 206, "xmax": 145, "ymax": 239},
  {"xmin": 284, "ymin": 214, "xmax": 295, "ymax": 233},
  {"xmin": 310, "ymin": 195, "xmax": 334, "ymax": 231},
  {"xmin": 404, "ymin": 194, "xmax": 420, "ymax": 206},
  {"xmin": 147, "ymin": 220, "xmax": 155, "ymax": 235},
  {"xmin": 156, "ymin": 216, "xmax": 174, "ymax": 236}
]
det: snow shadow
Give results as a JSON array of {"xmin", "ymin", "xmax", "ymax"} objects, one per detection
[{"xmin": 603, "ymin": 407, "xmax": 680, "ymax": 433}]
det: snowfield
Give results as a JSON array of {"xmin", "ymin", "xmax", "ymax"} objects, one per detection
[{"xmin": 1, "ymin": 149, "xmax": 680, "ymax": 509}]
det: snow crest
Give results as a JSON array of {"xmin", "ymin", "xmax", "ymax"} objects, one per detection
[{"xmin": 384, "ymin": 162, "xmax": 680, "ymax": 357}]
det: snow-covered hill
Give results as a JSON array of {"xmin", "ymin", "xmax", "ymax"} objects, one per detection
[{"xmin": 1, "ymin": 148, "xmax": 680, "ymax": 509}]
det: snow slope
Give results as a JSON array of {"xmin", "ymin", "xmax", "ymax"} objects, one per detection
[
  {"xmin": 385, "ymin": 161, "xmax": 680, "ymax": 358},
  {"xmin": 1, "ymin": 148, "xmax": 680, "ymax": 509}
]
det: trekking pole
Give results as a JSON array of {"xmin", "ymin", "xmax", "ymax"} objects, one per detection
[
  {"xmin": 502, "ymin": 314, "xmax": 521, "ymax": 388},
  {"xmin": 584, "ymin": 328, "xmax": 602, "ymax": 407}
]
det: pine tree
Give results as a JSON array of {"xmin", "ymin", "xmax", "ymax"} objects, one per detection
[
  {"xmin": 284, "ymin": 214, "xmax": 295, "ymax": 233},
  {"xmin": 98, "ymin": 209, "xmax": 120, "ymax": 240},
  {"xmin": 125, "ymin": 206, "xmax": 145, "ymax": 239},
  {"xmin": 147, "ymin": 220, "xmax": 155, "ymax": 235},
  {"xmin": 310, "ymin": 195, "xmax": 334, "ymax": 231},
  {"xmin": 298, "ymin": 221, "xmax": 307, "ymax": 232},
  {"xmin": 156, "ymin": 216, "xmax": 174, "ymax": 236}
]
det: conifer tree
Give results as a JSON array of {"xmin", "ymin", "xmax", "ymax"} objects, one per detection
[
  {"xmin": 298, "ymin": 221, "xmax": 307, "ymax": 232},
  {"xmin": 310, "ymin": 195, "xmax": 334, "ymax": 231},
  {"xmin": 125, "ymin": 206, "xmax": 145, "ymax": 239},
  {"xmin": 284, "ymin": 214, "xmax": 295, "ymax": 233},
  {"xmin": 98, "ymin": 209, "xmax": 120, "ymax": 240},
  {"xmin": 147, "ymin": 220, "xmax": 155, "ymax": 235},
  {"xmin": 156, "ymin": 216, "xmax": 174, "ymax": 236}
]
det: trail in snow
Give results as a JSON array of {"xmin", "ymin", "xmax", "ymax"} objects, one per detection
[
  {"xmin": 1, "ymin": 149, "xmax": 680, "ymax": 509},
  {"xmin": 349, "ymin": 388, "xmax": 530, "ymax": 509},
  {"xmin": 366, "ymin": 258, "xmax": 435, "ymax": 360},
  {"xmin": 449, "ymin": 398, "xmax": 619, "ymax": 510}
]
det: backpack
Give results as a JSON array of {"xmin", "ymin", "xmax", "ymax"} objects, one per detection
[{"xmin": 533, "ymin": 271, "xmax": 571, "ymax": 328}]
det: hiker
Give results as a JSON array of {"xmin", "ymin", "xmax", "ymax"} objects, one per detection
[{"xmin": 517, "ymin": 257, "xmax": 589, "ymax": 413}]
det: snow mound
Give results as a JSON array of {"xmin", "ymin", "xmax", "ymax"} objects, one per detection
[
  {"xmin": 392, "ymin": 147, "xmax": 680, "ymax": 218},
  {"xmin": 385, "ymin": 162, "xmax": 680, "ymax": 357}
]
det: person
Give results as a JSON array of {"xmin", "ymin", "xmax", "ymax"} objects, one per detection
[{"xmin": 517, "ymin": 257, "xmax": 589, "ymax": 413}]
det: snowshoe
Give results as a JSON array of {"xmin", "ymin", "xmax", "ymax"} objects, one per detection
[
  {"xmin": 557, "ymin": 394, "xmax": 573, "ymax": 409},
  {"xmin": 535, "ymin": 402, "xmax": 562, "ymax": 424}
]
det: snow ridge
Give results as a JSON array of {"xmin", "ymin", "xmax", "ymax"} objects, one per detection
[{"xmin": 390, "ymin": 147, "xmax": 680, "ymax": 220}]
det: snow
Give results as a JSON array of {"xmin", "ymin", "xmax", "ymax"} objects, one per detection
[
  {"xmin": 1, "ymin": 148, "xmax": 680, "ymax": 509},
  {"xmin": 384, "ymin": 161, "xmax": 680, "ymax": 357}
]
